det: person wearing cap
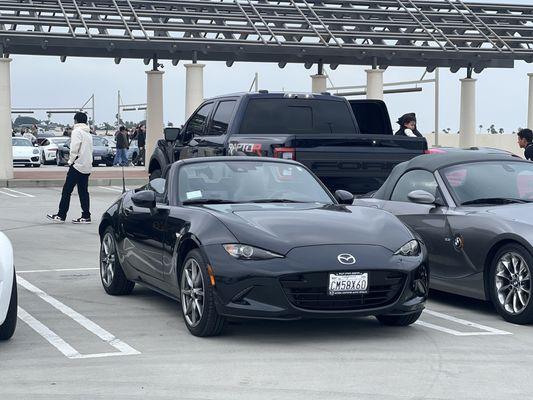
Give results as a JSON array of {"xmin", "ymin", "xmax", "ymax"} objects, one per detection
[
  {"xmin": 517, "ymin": 128, "xmax": 533, "ymax": 161},
  {"xmin": 395, "ymin": 113, "xmax": 423, "ymax": 138}
]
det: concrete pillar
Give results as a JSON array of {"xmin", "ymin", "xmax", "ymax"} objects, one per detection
[
  {"xmin": 311, "ymin": 74, "xmax": 327, "ymax": 93},
  {"xmin": 365, "ymin": 69, "xmax": 384, "ymax": 100},
  {"xmin": 527, "ymin": 73, "xmax": 533, "ymax": 129},
  {"xmin": 459, "ymin": 78, "xmax": 477, "ymax": 148},
  {"xmin": 184, "ymin": 63, "xmax": 205, "ymax": 119},
  {"xmin": 0, "ymin": 58, "xmax": 13, "ymax": 181},
  {"xmin": 145, "ymin": 70, "xmax": 164, "ymax": 172}
]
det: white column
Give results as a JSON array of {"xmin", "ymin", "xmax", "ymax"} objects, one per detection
[
  {"xmin": 0, "ymin": 58, "xmax": 13, "ymax": 181},
  {"xmin": 145, "ymin": 70, "xmax": 164, "ymax": 172},
  {"xmin": 527, "ymin": 74, "xmax": 533, "ymax": 129},
  {"xmin": 311, "ymin": 74, "xmax": 327, "ymax": 93},
  {"xmin": 365, "ymin": 69, "xmax": 384, "ymax": 100},
  {"xmin": 459, "ymin": 78, "xmax": 477, "ymax": 148},
  {"xmin": 184, "ymin": 63, "xmax": 205, "ymax": 119}
]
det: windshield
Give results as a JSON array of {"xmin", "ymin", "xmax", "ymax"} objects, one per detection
[
  {"xmin": 442, "ymin": 161, "xmax": 533, "ymax": 205},
  {"xmin": 12, "ymin": 138, "xmax": 32, "ymax": 147},
  {"xmin": 178, "ymin": 161, "xmax": 333, "ymax": 204}
]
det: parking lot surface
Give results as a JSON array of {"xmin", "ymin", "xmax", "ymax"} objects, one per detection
[{"xmin": 1, "ymin": 187, "xmax": 532, "ymax": 399}]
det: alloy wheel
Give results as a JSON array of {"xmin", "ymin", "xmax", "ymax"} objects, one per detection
[
  {"xmin": 495, "ymin": 251, "xmax": 531, "ymax": 315},
  {"xmin": 181, "ymin": 258, "xmax": 205, "ymax": 328},
  {"xmin": 100, "ymin": 233, "xmax": 116, "ymax": 287}
]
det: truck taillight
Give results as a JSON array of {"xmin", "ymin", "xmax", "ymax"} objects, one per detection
[{"xmin": 274, "ymin": 147, "xmax": 296, "ymax": 160}]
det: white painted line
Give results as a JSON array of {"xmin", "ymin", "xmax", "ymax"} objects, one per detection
[
  {"xmin": 416, "ymin": 309, "xmax": 512, "ymax": 336},
  {"xmin": 17, "ymin": 276, "xmax": 140, "ymax": 359},
  {"xmin": 3, "ymin": 188, "xmax": 35, "ymax": 198},
  {"xmin": 111, "ymin": 186, "xmax": 128, "ymax": 191},
  {"xmin": 98, "ymin": 186, "xmax": 122, "ymax": 193},
  {"xmin": 18, "ymin": 307, "xmax": 81, "ymax": 359},
  {"xmin": 0, "ymin": 190, "xmax": 19, "ymax": 198},
  {"xmin": 17, "ymin": 267, "xmax": 99, "ymax": 274}
]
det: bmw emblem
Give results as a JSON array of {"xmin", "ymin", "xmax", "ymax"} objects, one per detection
[
  {"xmin": 453, "ymin": 235, "xmax": 464, "ymax": 250},
  {"xmin": 337, "ymin": 254, "xmax": 356, "ymax": 265}
]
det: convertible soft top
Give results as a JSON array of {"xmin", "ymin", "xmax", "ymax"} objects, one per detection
[{"xmin": 374, "ymin": 152, "xmax": 523, "ymax": 199}]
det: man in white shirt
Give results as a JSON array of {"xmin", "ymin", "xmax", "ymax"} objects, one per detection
[{"xmin": 47, "ymin": 112, "xmax": 94, "ymax": 223}]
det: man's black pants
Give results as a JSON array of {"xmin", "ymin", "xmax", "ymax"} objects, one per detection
[{"xmin": 58, "ymin": 166, "xmax": 91, "ymax": 220}]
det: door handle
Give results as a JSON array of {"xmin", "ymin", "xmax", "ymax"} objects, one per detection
[{"xmin": 124, "ymin": 206, "xmax": 133, "ymax": 216}]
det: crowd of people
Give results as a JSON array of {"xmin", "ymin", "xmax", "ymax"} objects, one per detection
[{"xmin": 113, "ymin": 124, "xmax": 146, "ymax": 167}]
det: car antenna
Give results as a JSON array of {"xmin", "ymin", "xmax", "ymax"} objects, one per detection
[{"xmin": 122, "ymin": 164, "xmax": 126, "ymax": 193}]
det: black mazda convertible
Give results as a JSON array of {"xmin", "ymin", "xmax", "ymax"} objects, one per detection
[{"xmin": 99, "ymin": 157, "xmax": 428, "ymax": 336}]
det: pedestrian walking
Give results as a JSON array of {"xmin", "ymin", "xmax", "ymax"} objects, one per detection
[
  {"xmin": 395, "ymin": 113, "xmax": 423, "ymax": 138},
  {"xmin": 114, "ymin": 126, "xmax": 129, "ymax": 166},
  {"xmin": 47, "ymin": 112, "xmax": 93, "ymax": 224},
  {"xmin": 136, "ymin": 124, "xmax": 146, "ymax": 166},
  {"xmin": 517, "ymin": 128, "xmax": 533, "ymax": 161}
]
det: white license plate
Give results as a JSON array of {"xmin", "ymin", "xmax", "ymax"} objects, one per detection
[
  {"xmin": 94, "ymin": 156, "xmax": 102, "ymax": 160},
  {"xmin": 328, "ymin": 272, "xmax": 368, "ymax": 295}
]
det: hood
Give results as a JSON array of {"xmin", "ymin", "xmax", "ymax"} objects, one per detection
[
  {"xmin": 200, "ymin": 203, "xmax": 414, "ymax": 255},
  {"xmin": 13, "ymin": 146, "xmax": 36, "ymax": 157},
  {"xmin": 467, "ymin": 203, "xmax": 533, "ymax": 225}
]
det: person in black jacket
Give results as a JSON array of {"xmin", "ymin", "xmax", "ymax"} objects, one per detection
[
  {"xmin": 136, "ymin": 124, "xmax": 146, "ymax": 166},
  {"xmin": 395, "ymin": 113, "xmax": 423, "ymax": 138},
  {"xmin": 113, "ymin": 126, "xmax": 129, "ymax": 166},
  {"xmin": 517, "ymin": 128, "xmax": 533, "ymax": 161}
]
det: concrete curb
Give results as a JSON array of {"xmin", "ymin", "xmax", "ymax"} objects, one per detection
[{"xmin": 0, "ymin": 178, "xmax": 148, "ymax": 188}]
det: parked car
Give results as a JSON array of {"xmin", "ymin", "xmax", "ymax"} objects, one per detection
[
  {"xmin": 149, "ymin": 93, "xmax": 428, "ymax": 195},
  {"xmin": 106, "ymin": 137, "xmax": 139, "ymax": 164},
  {"xmin": 354, "ymin": 152, "xmax": 533, "ymax": 324},
  {"xmin": 428, "ymin": 146, "xmax": 519, "ymax": 157},
  {"xmin": 0, "ymin": 232, "xmax": 17, "ymax": 340},
  {"xmin": 37, "ymin": 137, "xmax": 69, "ymax": 164},
  {"xmin": 99, "ymin": 157, "xmax": 428, "ymax": 337},
  {"xmin": 57, "ymin": 135, "xmax": 114, "ymax": 167},
  {"xmin": 12, "ymin": 137, "xmax": 41, "ymax": 167}
]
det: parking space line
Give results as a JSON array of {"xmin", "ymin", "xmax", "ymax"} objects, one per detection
[
  {"xmin": 416, "ymin": 309, "xmax": 513, "ymax": 336},
  {"xmin": 0, "ymin": 190, "xmax": 19, "ymax": 198},
  {"xmin": 17, "ymin": 267, "xmax": 99, "ymax": 274},
  {"xmin": 98, "ymin": 186, "xmax": 122, "ymax": 193},
  {"xmin": 17, "ymin": 276, "xmax": 140, "ymax": 359},
  {"xmin": 3, "ymin": 188, "xmax": 35, "ymax": 198},
  {"xmin": 111, "ymin": 186, "xmax": 128, "ymax": 191}
]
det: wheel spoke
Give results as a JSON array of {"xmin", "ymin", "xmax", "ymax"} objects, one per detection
[
  {"xmin": 185, "ymin": 268, "xmax": 194, "ymax": 288},
  {"xmin": 194, "ymin": 299, "xmax": 203, "ymax": 318},
  {"xmin": 518, "ymin": 289, "xmax": 528, "ymax": 307},
  {"xmin": 513, "ymin": 292, "xmax": 519, "ymax": 313},
  {"xmin": 497, "ymin": 284, "xmax": 511, "ymax": 293}
]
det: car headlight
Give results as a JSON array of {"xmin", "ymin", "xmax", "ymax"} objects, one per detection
[
  {"xmin": 33, "ymin": 149, "xmax": 39, "ymax": 154},
  {"xmin": 223, "ymin": 244, "xmax": 284, "ymax": 260},
  {"xmin": 394, "ymin": 240, "xmax": 421, "ymax": 257}
]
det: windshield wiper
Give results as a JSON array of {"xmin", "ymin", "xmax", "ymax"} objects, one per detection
[
  {"xmin": 182, "ymin": 199, "xmax": 239, "ymax": 205},
  {"xmin": 461, "ymin": 197, "xmax": 530, "ymax": 206},
  {"xmin": 247, "ymin": 199, "xmax": 305, "ymax": 203}
]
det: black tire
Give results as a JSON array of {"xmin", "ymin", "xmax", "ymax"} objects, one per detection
[
  {"xmin": 0, "ymin": 272, "xmax": 17, "ymax": 340},
  {"xmin": 150, "ymin": 168, "xmax": 162, "ymax": 181},
  {"xmin": 489, "ymin": 243, "xmax": 533, "ymax": 324},
  {"xmin": 100, "ymin": 227, "xmax": 135, "ymax": 295},
  {"xmin": 180, "ymin": 249, "xmax": 226, "ymax": 337},
  {"xmin": 92, "ymin": 162, "xmax": 99, "ymax": 167},
  {"xmin": 376, "ymin": 311, "xmax": 422, "ymax": 326},
  {"xmin": 34, "ymin": 163, "xmax": 41, "ymax": 168}
]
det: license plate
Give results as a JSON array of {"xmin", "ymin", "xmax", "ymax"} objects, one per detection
[
  {"xmin": 94, "ymin": 156, "xmax": 102, "ymax": 160},
  {"xmin": 328, "ymin": 272, "xmax": 368, "ymax": 295}
]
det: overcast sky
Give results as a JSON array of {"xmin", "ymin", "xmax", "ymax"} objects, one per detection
[{"xmin": 8, "ymin": 0, "xmax": 532, "ymax": 134}]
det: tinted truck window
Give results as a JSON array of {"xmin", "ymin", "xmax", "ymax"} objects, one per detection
[{"xmin": 239, "ymin": 99, "xmax": 356, "ymax": 135}]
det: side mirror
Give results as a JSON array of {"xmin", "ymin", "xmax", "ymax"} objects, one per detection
[
  {"xmin": 131, "ymin": 190, "xmax": 156, "ymax": 209},
  {"xmin": 407, "ymin": 190, "xmax": 436, "ymax": 205},
  {"xmin": 334, "ymin": 189, "xmax": 355, "ymax": 205},
  {"xmin": 164, "ymin": 127, "xmax": 181, "ymax": 142}
]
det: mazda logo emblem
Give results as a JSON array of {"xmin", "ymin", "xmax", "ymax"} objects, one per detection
[{"xmin": 337, "ymin": 254, "xmax": 356, "ymax": 265}]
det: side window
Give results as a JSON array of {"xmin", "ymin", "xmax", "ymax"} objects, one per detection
[
  {"xmin": 391, "ymin": 170, "xmax": 439, "ymax": 202},
  {"xmin": 207, "ymin": 100, "xmax": 236, "ymax": 136},
  {"xmin": 184, "ymin": 103, "xmax": 214, "ymax": 137}
]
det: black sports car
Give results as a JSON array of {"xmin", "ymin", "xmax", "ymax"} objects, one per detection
[
  {"xmin": 99, "ymin": 157, "xmax": 428, "ymax": 336},
  {"xmin": 57, "ymin": 135, "xmax": 114, "ymax": 167},
  {"xmin": 355, "ymin": 152, "xmax": 533, "ymax": 324}
]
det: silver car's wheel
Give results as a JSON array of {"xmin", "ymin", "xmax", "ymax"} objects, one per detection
[
  {"xmin": 181, "ymin": 258, "xmax": 205, "ymax": 328},
  {"xmin": 101, "ymin": 232, "xmax": 116, "ymax": 287},
  {"xmin": 495, "ymin": 251, "xmax": 531, "ymax": 315}
]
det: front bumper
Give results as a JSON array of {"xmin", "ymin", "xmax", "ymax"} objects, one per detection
[{"xmin": 202, "ymin": 244, "xmax": 427, "ymax": 320}]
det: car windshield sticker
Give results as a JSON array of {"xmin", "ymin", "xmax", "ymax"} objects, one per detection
[{"xmin": 186, "ymin": 190, "xmax": 202, "ymax": 200}]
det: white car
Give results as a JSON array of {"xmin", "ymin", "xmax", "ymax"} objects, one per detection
[
  {"xmin": 12, "ymin": 137, "xmax": 41, "ymax": 167},
  {"xmin": 38, "ymin": 136, "xmax": 69, "ymax": 164},
  {"xmin": 0, "ymin": 232, "xmax": 17, "ymax": 340}
]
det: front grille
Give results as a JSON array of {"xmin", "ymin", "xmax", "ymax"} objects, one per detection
[{"xmin": 279, "ymin": 271, "xmax": 405, "ymax": 311}]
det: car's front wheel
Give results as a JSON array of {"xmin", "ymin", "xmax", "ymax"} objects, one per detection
[
  {"xmin": 490, "ymin": 244, "xmax": 533, "ymax": 324},
  {"xmin": 180, "ymin": 249, "xmax": 225, "ymax": 337},
  {"xmin": 0, "ymin": 272, "xmax": 17, "ymax": 340},
  {"xmin": 376, "ymin": 311, "xmax": 422, "ymax": 326},
  {"xmin": 100, "ymin": 227, "xmax": 135, "ymax": 295}
]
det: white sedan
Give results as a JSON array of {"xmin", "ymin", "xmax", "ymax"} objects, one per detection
[
  {"xmin": 12, "ymin": 137, "xmax": 41, "ymax": 167},
  {"xmin": 38, "ymin": 136, "xmax": 69, "ymax": 164},
  {"xmin": 0, "ymin": 232, "xmax": 17, "ymax": 340}
]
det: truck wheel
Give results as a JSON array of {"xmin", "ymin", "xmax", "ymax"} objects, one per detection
[
  {"xmin": 0, "ymin": 272, "xmax": 17, "ymax": 340},
  {"xmin": 150, "ymin": 169, "xmax": 162, "ymax": 181}
]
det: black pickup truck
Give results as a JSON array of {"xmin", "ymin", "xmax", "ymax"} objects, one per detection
[{"xmin": 149, "ymin": 92, "xmax": 427, "ymax": 194}]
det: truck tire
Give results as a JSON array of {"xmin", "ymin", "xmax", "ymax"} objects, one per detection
[{"xmin": 150, "ymin": 169, "xmax": 162, "ymax": 181}]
